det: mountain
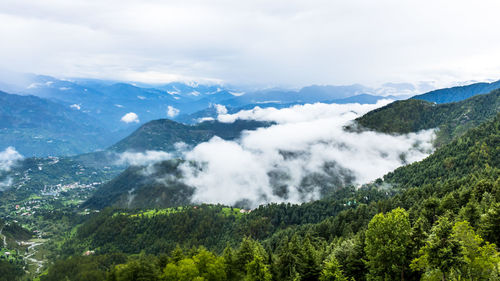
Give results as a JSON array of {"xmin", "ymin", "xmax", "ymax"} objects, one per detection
[
  {"xmin": 81, "ymin": 160, "xmax": 193, "ymax": 209},
  {"xmin": 21, "ymin": 77, "xmax": 179, "ymax": 131},
  {"xmin": 222, "ymin": 84, "xmax": 373, "ymax": 107},
  {"xmin": 354, "ymin": 89, "xmax": 500, "ymax": 146},
  {"xmin": 175, "ymin": 94, "xmax": 402, "ymax": 124},
  {"xmin": 0, "ymin": 90, "xmax": 119, "ymax": 157},
  {"xmin": 81, "ymin": 119, "xmax": 274, "ymax": 208},
  {"xmin": 6, "ymin": 75, "xmax": 500, "ymax": 280},
  {"xmin": 322, "ymin": 93, "xmax": 400, "ymax": 104},
  {"xmin": 384, "ymin": 112, "xmax": 500, "ymax": 188},
  {"xmin": 0, "ymin": 156, "xmax": 115, "ymax": 197},
  {"xmin": 411, "ymin": 79, "xmax": 500, "ymax": 104},
  {"xmin": 3, "ymin": 74, "xmax": 238, "ymax": 131},
  {"xmin": 0, "ymin": 218, "xmax": 32, "ymax": 280},
  {"xmin": 54, "ymin": 113, "xmax": 500, "ymax": 281},
  {"xmin": 83, "ymin": 156, "xmax": 356, "ymax": 210},
  {"xmin": 109, "ymin": 118, "xmax": 272, "ymax": 152}
]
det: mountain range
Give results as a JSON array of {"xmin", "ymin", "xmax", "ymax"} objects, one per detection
[
  {"xmin": 0, "ymin": 90, "xmax": 117, "ymax": 157},
  {"xmin": 412, "ymin": 79, "xmax": 500, "ymax": 104},
  {"xmin": 38, "ymin": 91, "xmax": 500, "ymax": 281},
  {"xmin": 354, "ymin": 89, "xmax": 500, "ymax": 146},
  {"xmin": 1, "ymin": 75, "xmax": 500, "ymax": 280},
  {"xmin": 0, "ymin": 74, "xmax": 413, "ymax": 156}
]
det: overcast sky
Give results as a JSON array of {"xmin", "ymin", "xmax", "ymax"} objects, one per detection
[{"xmin": 1, "ymin": 0, "xmax": 500, "ymax": 88}]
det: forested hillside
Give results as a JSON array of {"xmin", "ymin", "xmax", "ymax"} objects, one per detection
[
  {"xmin": 411, "ymin": 79, "xmax": 500, "ymax": 104},
  {"xmin": 82, "ymin": 160, "xmax": 193, "ymax": 209},
  {"xmin": 39, "ymin": 113, "xmax": 500, "ymax": 281},
  {"xmin": 0, "ymin": 219, "xmax": 32, "ymax": 280},
  {"xmin": 0, "ymin": 91, "xmax": 115, "ymax": 156},
  {"xmin": 354, "ymin": 89, "xmax": 500, "ymax": 146},
  {"xmin": 109, "ymin": 119, "xmax": 272, "ymax": 152}
]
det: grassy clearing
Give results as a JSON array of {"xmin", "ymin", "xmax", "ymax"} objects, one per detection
[{"xmin": 123, "ymin": 206, "xmax": 246, "ymax": 218}]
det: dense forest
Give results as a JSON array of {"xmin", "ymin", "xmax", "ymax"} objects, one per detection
[
  {"xmin": 110, "ymin": 119, "xmax": 272, "ymax": 153},
  {"xmin": 354, "ymin": 89, "xmax": 500, "ymax": 146},
  {"xmin": 33, "ymin": 113, "xmax": 500, "ymax": 280}
]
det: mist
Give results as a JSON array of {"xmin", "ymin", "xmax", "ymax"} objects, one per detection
[
  {"xmin": 178, "ymin": 101, "xmax": 435, "ymax": 207},
  {"xmin": 116, "ymin": 150, "xmax": 172, "ymax": 167},
  {"xmin": 0, "ymin": 147, "xmax": 23, "ymax": 191}
]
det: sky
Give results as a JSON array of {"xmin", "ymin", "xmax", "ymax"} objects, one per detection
[{"xmin": 1, "ymin": 0, "xmax": 500, "ymax": 88}]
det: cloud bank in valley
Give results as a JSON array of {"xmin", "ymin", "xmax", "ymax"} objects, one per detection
[
  {"xmin": 0, "ymin": 146, "xmax": 23, "ymax": 191},
  {"xmin": 178, "ymin": 101, "xmax": 435, "ymax": 207}
]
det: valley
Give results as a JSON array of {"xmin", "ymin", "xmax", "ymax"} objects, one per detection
[
  {"xmin": 0, "ymin": 77, "xmax": 499, "ymax": 280},
  {"xmin": 3, "ymin": 2, "xmax": 500, "ymax": 280}
]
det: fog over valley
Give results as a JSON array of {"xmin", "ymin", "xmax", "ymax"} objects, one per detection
[
  {"xmin": 113, "ymin": 101, "xmax": 436, "ymax": 207},
  {"xmin": 1, "ymin": 1, "xmax": 500, "ymax": 279}
]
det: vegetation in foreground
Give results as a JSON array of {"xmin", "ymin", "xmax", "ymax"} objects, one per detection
[{"xmin": 32, "ymin": 113, "xmax": 500, "ymax": 280}]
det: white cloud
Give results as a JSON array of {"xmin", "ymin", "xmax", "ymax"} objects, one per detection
[
  {"xmin": 0, "ymin": 147, "xmax": 23, "ymax": 172},
  {"xmin": 167, "ymin": 105, "xmax": 180, "ymax": 118},
  {"xmin": 217, "ymin": 100, "xmax": 394, "ymax": 124},
  {"xmin": 197, "ymin": 117, "xmax": 215, "ymax": 123},
  {"xmin": 70, "ymin": 104, "xmax": 81, "ymax": 110},
  {"xmin": 0, "ymin": 147, "xmax": 23, "ymax": 191},
  {"xmin": 179, "ymin": 101, "xmax": 435, "ymax": 207},
  {"xmin": 120, "ymin": 112, "xmax": 139, "ymax": 123},
  {"xmin": 116, "ymin": 150, "xmax": 172, "ymax": 166},
  {"xmin": 213, "ymin": 104, "xmax": 228, "ymax": 115}
]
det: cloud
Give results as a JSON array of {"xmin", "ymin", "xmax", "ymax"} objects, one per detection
[
  {"xmin": 0, "ymin": 147, "xmax": 23, "ymax": 191},
  {"xmin": 214, "ymin": 104, "xmax": 228, "ymax": 115},
  {"xmin": 217, "ymin": 100, "xmax": 394, "ymax": 124},
  {"xmin": 115, "ymin": 150, "xmax": 172, "ymax": 167},
  {"xmin": 178, "ymin": 101, "xmax": 435, "ymax": 207},
  {"xmin": 70, "ymin": 104, "xmax": 81, "ymax": 110},
  {"xmin": 1, "ymin": 1, "xmax": 500, "ymax": 87},
  {"xmin": 120, "ymin": 112, "xmax": 139, "ymax": 123},
  {"xmin": 0, "ymin": 178, "xmax": 13, "ymax": 191},
  {"xmin": 0, "ymin": 146, "xmax": 23, "ymax": 172},
  {"xmin": 197, "ymin": 117, "xmax": 215, "ymax": 123},
  {"xmin": 167, "ymin": 105, "xmax": 180, "ymax": 118}
]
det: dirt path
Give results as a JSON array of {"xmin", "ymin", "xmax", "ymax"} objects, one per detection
[{"xmin": 23, "ymin": 241, "xmax": 44, "ymax": 274}]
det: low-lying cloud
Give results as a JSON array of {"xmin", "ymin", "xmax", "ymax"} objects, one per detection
[
  {"xmin": 116, "ymin": 150, "xmax": 172, "ymax": 167},
  {"xmin": 0, "ymin": 146, "xmax": 23, "ymax": 191},
  {"xmin": 178, "ymin": 100, "xmax": 435, "ymax": 208},
  {"xmin": 167, "ymin": 106, "xmax": 180, "ymax": 118},
  {"xmin": 214, "ymin": 104, "xmax": 228, "ymax": 115}
]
